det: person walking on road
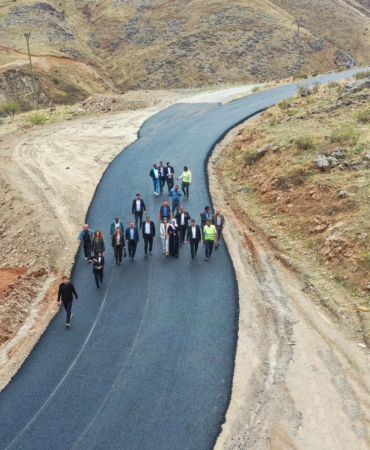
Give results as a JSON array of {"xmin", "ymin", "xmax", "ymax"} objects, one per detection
[
  {"xmin": 169, "ymin": 219, "xmax": 180, "ymax": 257},
  {"xmin": 150, "ymin": 163, "xmax": 160, "ymax": 196},
  {"xmin": 142, "ymin": 216, "xmax": 156, "ymax": 257},
  {"xmin": 158, "ymin": 200, "xmax": 172, "ymax": 222},
  {"xmin": 177, "ymin": 166, "xmax": 192, "ymax": 200},
  {"xmin": 91, "ymin": 230, "xmax": 105, "ymax": 256},
  {"xmin": 132, "ymin": 193, "xmax": 146, "ymax": 228},
  {"xmin": 77, "ymin": 224, "xmax": 93, "ymax": 262},
  {"xmin": 92, "ymin": 252, "xmax": 104, "ymax": 289},
  {"xmin": 126, "ymin": 222, "xmax": 140, "ymax": 261},
  {"xmin": 110, "ymin": 217, "xmax": 124, "ymax": 239},
  {"xmin": 158, "ymin": 161, "xmax": 167, "ymax": 195},
  {"xmin": 211, "ymin": 209, "xmax": 225, "ymax": 248},
  {"xmin": 57, "ymin": 276, "xmax": 79, "ymax": 328},
  {"xmin": 200, "ymin": 206, "xmax": 211, "ymax": 247},
  {"xmin": 160, "ymin": 217, "xmax": 170, "ymax": 256},
  {"xmin": 111, "ymin": 227, "xmax": 126, "ymax": 265},
  {"xmin": 203, "ymin": 219, "xmax": 218, "ymax": 261},
  {"xmin": 165, "ymin": 162, "xmax": 175, "ymax": 193},
  {"xmin": 169, "ymin": 185, "xmax": 183, "ymax": 217},
  {"xmin": 186, "ymin": 219, "xmax": 201, "ymax": 261},
  {"xmin": 176, "ymin": 206, "xmax": 191, "ymax": 246}
]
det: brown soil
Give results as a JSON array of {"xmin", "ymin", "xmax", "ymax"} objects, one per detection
[
  {"xmin": 210, "ymin": 121, "xmax": 370, "ymax": 449},
  {"xmin": 0, "ymin": 267, "xmax": 27, "ymax": 296}
]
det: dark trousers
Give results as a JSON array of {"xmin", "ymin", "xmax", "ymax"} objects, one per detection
[
  {"xmin": 178, "ymin": 225, "xmax": 187, "ymax": 244},
  {"xmin": 114, "ymin": 245, "xmax": 123, "ymax": 263},
  {"xmin": 94, "ymin": 268, "xmax": 103, "ymax": 287},
  {"xmin": 189, "ymin": 239, "xmax": 199, "ymax": 259},
  {"xmin": 205, "ymin": 240, "xmax": 214, "ymax": 258},
  {"xmin": 181, "ymin": 181, "xmax": 190, "ymax": 199},
  {"xmin": 128, "ymin": 240, "xmax": 137, "ymax": 258},
  {"xmin": 160, "ymin": 177, "xmax": 166, "ymax": 194},
  {"xmin": 167, "ymin": 177, "xmax": 174, "ymax": 192},
  {"xmin": 134, "ymin": 211, "xmax": 143, "ymax": 228},
  {"xmin": 172, "ymin": 199, "xmax": 180, "ymax": 217},
  {"xmin": 83, "ymin": 241, "xmax": 92, "ymax": 260},
  {"xmin": 201, "ymin": 223, "xmax": 207, "ymax": 243},
  {"xmin": 62, "ymin": 300, "xmax": 73, "ymax": 324},
  {"xmin": 143, "ymin": 235, "xmax": 153, "ymax": 255}
]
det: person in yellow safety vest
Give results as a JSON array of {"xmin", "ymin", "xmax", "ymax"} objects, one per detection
[
  {"xmin": 203, "ymin": 219, "xmax": 218, "ymax": 261},
  {"xmin": 177, "ymin": 166, "xmax": 192, "ymax": 200}
]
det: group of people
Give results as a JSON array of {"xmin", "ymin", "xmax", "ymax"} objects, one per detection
[{"xmin": 57, "ymin": 162, "xmax": 225, "ymax": 328}]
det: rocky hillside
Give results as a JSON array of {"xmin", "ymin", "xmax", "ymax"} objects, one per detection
[{"xmin": 1, "ymin": 0, "xmax": 370, "ymax": 105}]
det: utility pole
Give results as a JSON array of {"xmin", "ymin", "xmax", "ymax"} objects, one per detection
[
  {"xmin": 295, "ymin": 18, "xmax": 302, "ymax": 76},
  {"xmin": 24, "ymin": 32, "xmax": 39, "ymax": 110}
]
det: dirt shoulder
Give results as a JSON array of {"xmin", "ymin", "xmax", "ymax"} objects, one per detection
[{"xmin": 211, "ymin": 121, "xmax": 370, "ymax": 448}]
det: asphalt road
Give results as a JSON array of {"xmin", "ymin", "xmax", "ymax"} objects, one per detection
[{"xmin": 0, "ymin": 68, "xmax": 366, "ymax": 450}]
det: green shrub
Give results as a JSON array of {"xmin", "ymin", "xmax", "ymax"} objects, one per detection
[
  {"xmin": 297, "ymin": 83, "xmax": 309, "ymax": 97},
  {"xmin": 252, "ymin": 85, "xmax": 261, "ymax": 93},
  {"xmin": 330, "ymin": 125, "xmax": 360, "ymax": 145},
  {"xmin": 0, "ymin": 119, "xmax": 3, "ymax": 125},
  {"xmin": 295, "ymin": 136, "xmax": 315, "ymax": 150},
  {"xmin": 53, "ymin": 78, "xmax": 59, "ymax": 85},
  {"xmin": 269, "ymin": 117, "xmax": 278, "ymax": 126},
  {"xmin": 278, "ymin": 98, "xmax": 291, "ymax": 110},
  {"xmin": 27, "ymin": 112, "xmax": 47, "ymax": 125},
  {"xmin": 356, "ymin": 109, "xmax": 370, "ymax": 123},
  {"xmin": 354, "ymin": 70, "xmax": 370, "ymax": 80},
  {"xmin": 244, "ymin": 151, "xmax": 256, "ymax": 165},
  {"xmin": 0, "ymin": 100, "xmax": 21, "ymax": 117},
  {"xmin": 296, "ymin": 74, "xmax": 308, "ymax": 79},
  {"xmin": 311, "ymin": 71, "xmax": 319, "ymax": 77},
  {"xmin": 337, "ymin": 67, "xmax": 345, "ymax": 72}
]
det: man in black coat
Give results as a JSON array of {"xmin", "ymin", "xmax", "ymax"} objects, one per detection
[
  {"xmin": 186, "ymin": 219, "xmax": 202, "ymax": 261},
  {"xmin": 92, "ymin": 252, "xmax": 105, "ymax": 289},
  {"xmin": 165, "ymin": 161, "xmax": 175, "ymax": 192},
  {"xmin": 132, "ymin": 193, "xmax": 146, "ymax": 228},
  {"xmin": 158, "ymin": 161, "xmax": 167, "ymax": 195},
  {"xmin": 175, "ymin": 206, "xmax": 191, "ymax": 245},
  {"xmin": 142, "ymin": 216, "xmax": 156, "ymax": 257},
  {"xmin": 57, "ymin": 276, "xmax": 79, "ymax": 328}
]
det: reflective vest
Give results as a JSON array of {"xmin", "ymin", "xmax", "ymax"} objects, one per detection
[
  {"xmin": 204, "ymin": 225, "xmax": 216, "ymax": 240},
  {"xmin": 183, "ymin": 171, "xmax": 191, "ymax": 183}
]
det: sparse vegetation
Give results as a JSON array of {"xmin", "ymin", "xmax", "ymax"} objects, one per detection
[
  {"xmin": 252, "ymin": 85, "xmax": 261, "ymax": 93},
  {"xmin": 53, "ymin": 78, "xmax": 59, "ymax": 85},
  {"xmin": 354, "ymin": 70, "xmax": 370, "ymax": 80},
  {"xmin": 26, "ymin": 112, "xmax": 47, "ymax": 125},
  {"xmin": 297, "ymin": 84, "xmax": 309, "ymax": 97},
  {"xmin": 0, "ymin": 100, "xmax": 21, "ymax": 117},
  {"xmin": 356, "ymin": 109, "xmax": 370, "ymax": 124},
  {"xmin": 330, "ymin": 125, "xmax": 360, "ymax": 145},
  {"xmin": 278, "ymin": 98, "xmax": 291, "ymax": 110},
  {"xmin": 296, "ymin": 74, "xmax": 308, "ymax": 79},
  {"xmin": 295, "ymin": 136, "xmax": 315, "ymax": 150}
]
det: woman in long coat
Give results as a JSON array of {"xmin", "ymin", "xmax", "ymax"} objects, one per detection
[
  {"xmin": 160, "ymin": 217, "xmax": 170, "ymax": 256},
  {"xmin": 168, "ymin": 219, "xmax": 179, "ymax": 257},
  {"xmin": 92, "ymin": 229, "xmax": 105, "ymax": 256}
]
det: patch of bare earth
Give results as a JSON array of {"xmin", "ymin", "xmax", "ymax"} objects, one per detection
[{"xmin": 210, "ymin": 122, "xmax": 370, "ymax": 449}]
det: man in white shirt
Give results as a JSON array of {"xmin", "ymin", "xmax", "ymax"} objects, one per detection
[
  {"xmin": 132, "ymin": 193, "xmax": 146, "ymax": 228},
  {"xmin": 142, "ymin": 216, "xmax": 156, "ymax": 257},
  {"xmin": 150, "ymin": 164, "xmax": 160, "ymax": 196},
  {"xmin": 175, "ymin": 206, "xmax": 191, "ymax": 246},
  {"xmin": 186, "ymin": 219, "xmax": 201, "ymax": 261}
]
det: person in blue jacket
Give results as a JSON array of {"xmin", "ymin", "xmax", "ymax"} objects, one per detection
[
  {"xmin": 125, "ymin": 222, "xmax": 140, "ymax": 261},
  {"xmin": 77, "ymin": 224, "xmax": 93, "ymax": 262}
]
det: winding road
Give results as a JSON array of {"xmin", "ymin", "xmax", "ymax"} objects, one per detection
[{"xmin": 0, "ymin": 68, "xmax": 366, "ymax": 450}]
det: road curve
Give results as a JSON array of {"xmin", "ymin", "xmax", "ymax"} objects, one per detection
[{"xmin": 0, "ymin": 68, "xmax": 366, "ymax": 450}]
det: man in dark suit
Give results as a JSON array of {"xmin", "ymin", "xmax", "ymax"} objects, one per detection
[
  {"xmin": 125, "ymin": 222, "xmax": 140, "ymax": 261},
  {"xmin": 92, "ymin": 252, "xmax": 105, "ymax": 289},
  {"xmin": 142, "ymin": 216, "xmax": 156, "ymax": 257},
  {"xmin": 186, "ymin": 219, "xmax": 201, "ymax": 261},
  {"xmin": 175, "ymin": 206, "xmax": 191, "ymax": 246},
  {"xmin": 165, "ymin": 161, "xmax": 175, "ymax": 193},
  {"xmin": 132, "ymin": 193, "xmax": 146, "ymax": 228},
  {"xmin": 57, "ymin": 276, "xmax": 79, "ymax": 328},
  {"xmin": 158, "ymin": 161, "xmax": 167, "ymax": 195}
]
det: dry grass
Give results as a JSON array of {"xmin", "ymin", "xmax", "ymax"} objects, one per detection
[{"xmin": 218, "ymin": 79, "xmax": 370, "ymax": 329}]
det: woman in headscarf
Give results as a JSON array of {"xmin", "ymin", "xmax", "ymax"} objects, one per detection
[
  {"xmin": 160, "ymin": 217, "xmax": 170, "ymax": 256},
  {"xmin": 91, "ymin": 229, "xmax": 105, "ymax": 256},
  {"xmin": 168, "ymin": 218, "xmax": 179, "ymax": 257}
]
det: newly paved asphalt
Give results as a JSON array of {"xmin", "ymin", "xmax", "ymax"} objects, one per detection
[{"xmin": 0, "ymin": 68, "xmax": 366, "ymax": 450}]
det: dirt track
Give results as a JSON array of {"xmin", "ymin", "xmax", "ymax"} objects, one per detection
[{"xmin": 210, "ymin": 124, "xmax": 370, "ymax": 449}]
